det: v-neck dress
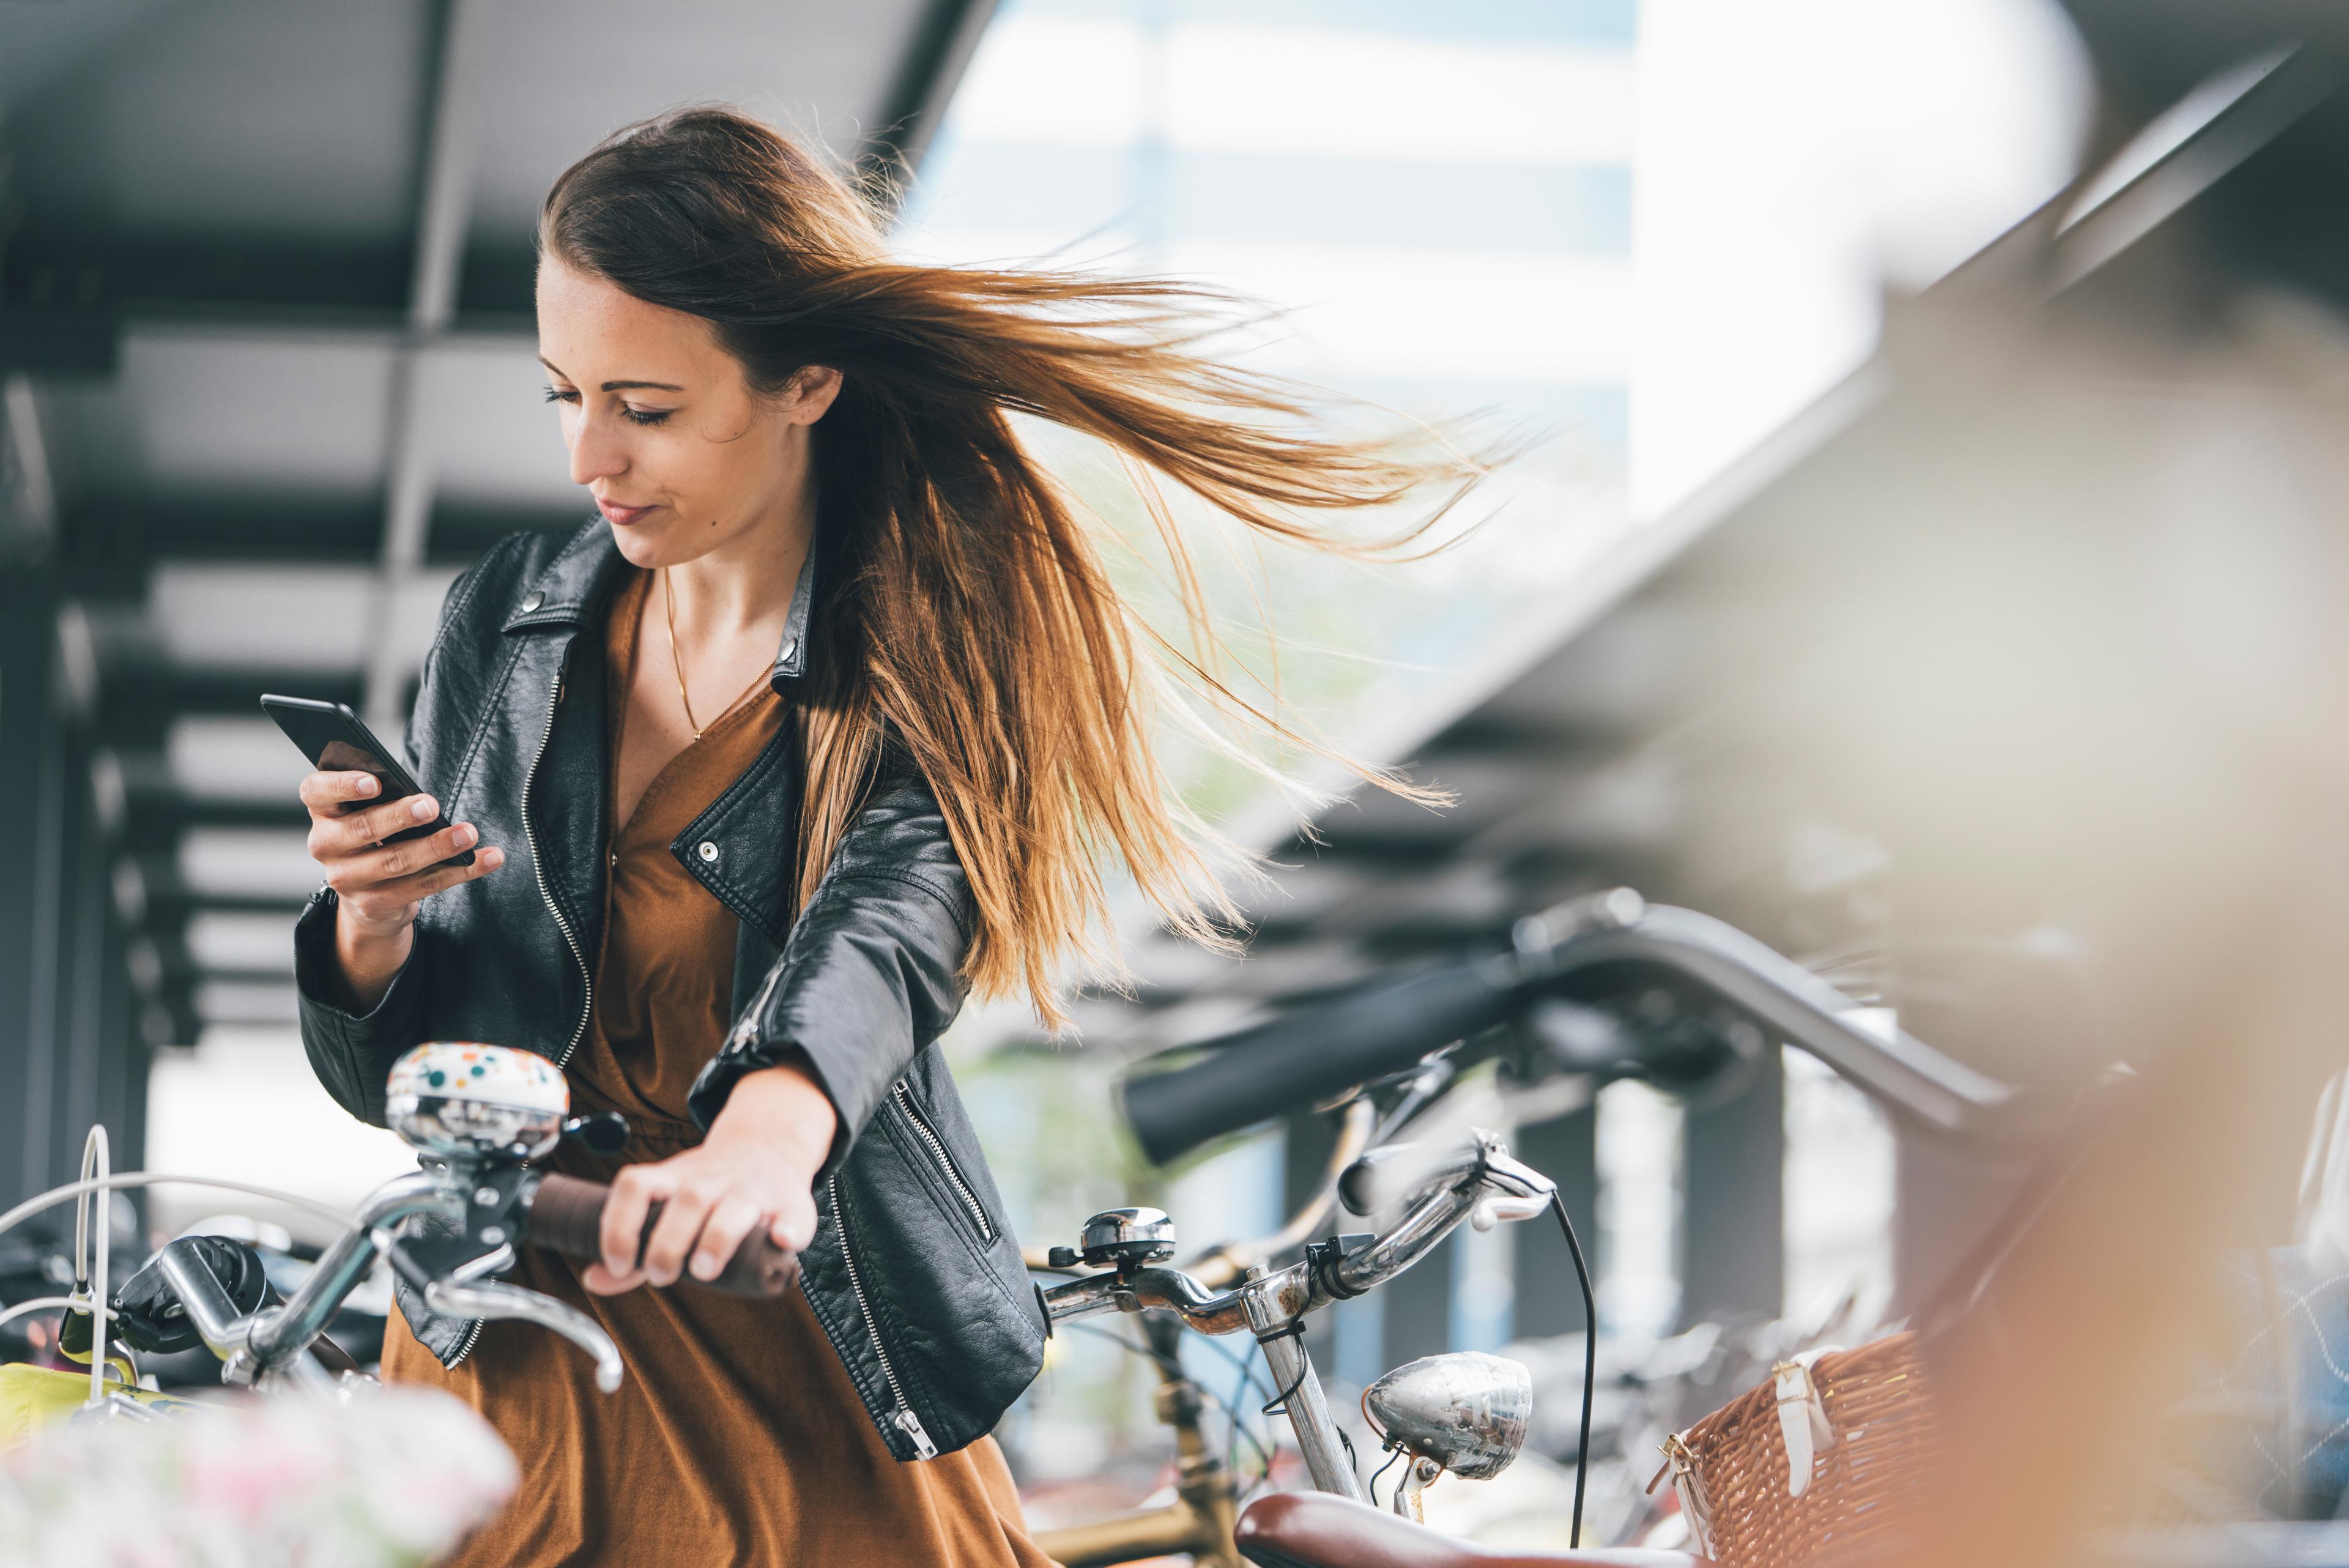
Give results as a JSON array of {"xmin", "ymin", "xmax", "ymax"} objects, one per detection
[{"xmin": 381, "ymin": 568, "xmax": 1053, "ymax": 1567}]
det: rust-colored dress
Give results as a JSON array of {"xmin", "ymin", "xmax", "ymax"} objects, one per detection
[{"xmin": 384, "ymin": 570, "xmax": 1053, "ymax": 1567}]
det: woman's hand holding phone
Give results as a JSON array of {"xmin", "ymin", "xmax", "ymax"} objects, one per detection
[{"xmin": 299, "ymin": 770, "xmax": 505, "ymax": 1011}]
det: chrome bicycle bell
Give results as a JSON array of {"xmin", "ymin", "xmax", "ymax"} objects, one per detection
[
  {"xmin": 1078, "ymin": 1208, "xmax": 1178, "ymax": 1269},
  {"xmin": 1364, "ymin": 1351, "xmax": 1533, "ymax": 1481},
  {"xmin": 385, "ymin": 1042, "xmax": 569, "ymax": 1162}
]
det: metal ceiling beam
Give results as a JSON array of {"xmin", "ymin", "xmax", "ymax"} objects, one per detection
[
  {"xmin": 363, "ymin": 0, "xmax": 502, "ymax": 731},
  {"xmin": 861, "ymin": 0, "xmax": 1000, "ymax": 190}
]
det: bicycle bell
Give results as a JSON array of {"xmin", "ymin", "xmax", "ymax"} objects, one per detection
[
  {"xmin": 1364, "ymin": 1351, "xmax": 1533, "ymax": 1481},
  {"xmin": 385, "ymin": 1042, "xmax": 569, "ymax": 1162},
  {"xmin": 1078, "ymin": 1207, "xmax": 1177, "ymax": 1269}
]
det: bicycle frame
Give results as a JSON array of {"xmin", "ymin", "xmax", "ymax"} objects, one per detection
[{"xmin": 1034, "ymin": 1312, "xmax": 1244, "ymax": 1568}]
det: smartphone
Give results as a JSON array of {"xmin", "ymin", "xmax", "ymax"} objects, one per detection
[{"xmin": 259, "ymin": 695, "xmax": 475, "ymax": 868}]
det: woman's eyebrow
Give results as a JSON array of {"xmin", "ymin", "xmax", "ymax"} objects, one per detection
[{"xmin": 535, "ymin": 355, "xmax": 683, "ymax": 393}]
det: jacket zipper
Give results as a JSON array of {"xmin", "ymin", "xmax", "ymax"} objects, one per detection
[
  {"xmin": 449, "ymin": 667, "xmax": 585, "ymax": 1375},
  {"xmin": 727, "ymin": 948, "xmax": 787, "ymax": 1049},
  {"xmin": 828, "ymin": 1176, "xmax": 938, "ymax": 1460},
  {"xmin": 891, "ymin": 1082, "xmax": 995, "ymax": 1243},
  {"xmin": 522, "ymin": 671, "xmax": 592, "ymax": 1070}
]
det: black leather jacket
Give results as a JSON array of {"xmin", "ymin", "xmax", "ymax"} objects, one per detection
[{"xmin": 292, "ymin": 519, "xmax": 1047, "ymax": 1462}]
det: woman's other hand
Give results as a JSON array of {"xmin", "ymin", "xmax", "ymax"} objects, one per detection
[
  {"xmin": 585, "ymin": 1064, "xmax": 837, "ymax": 1293},
  {"xmin": 299, "ymin": 770, "xmax": 505, "ymax": 1011}
]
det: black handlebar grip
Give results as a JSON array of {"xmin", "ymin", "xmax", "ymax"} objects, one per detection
[
  {"xmin": 1118, "ymin": 959, "xmax": 1520, "ymax": 1166},
  {"xmin": 524, "ymin": 1173, "xmax": 801, "ymax": 1298}
]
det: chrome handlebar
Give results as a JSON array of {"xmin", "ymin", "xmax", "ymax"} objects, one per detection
[
  {"xmin": 1038, "ymin": 1129, "xmax": 1556, "ymax": 1499},
  {"xmin": 1041, "ymin": 1129, "xmax": 1556, "ymax": 1339},
  {"xmin": 163, "ymin": 1164, "xmax": 623, "ymax": 1394}
]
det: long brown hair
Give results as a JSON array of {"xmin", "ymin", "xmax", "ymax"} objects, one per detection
[{"xmin": 542, "ymin": 107, "xmax": 1478, "ymax": 1026}]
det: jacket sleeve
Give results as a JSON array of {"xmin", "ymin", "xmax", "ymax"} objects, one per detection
[
  {"xmin": 293, "ymin": 888, "xmax": 439, "ymax": 1127},
  {"xmin": 289, "ymin": 539, "xmax": 509, "ymax": 1127},
  {"xmin": 687, "ymin": 759, "xmax": 977, "ymax": 1180}
]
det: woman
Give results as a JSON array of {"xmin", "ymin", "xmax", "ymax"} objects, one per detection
[{"xmin": 292, "ymin": 108, "xmax": 1468, "ymax": 1564}]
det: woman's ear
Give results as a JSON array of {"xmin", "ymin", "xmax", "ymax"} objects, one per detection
[{"xmin": 779, "ymin": 366, "xmax": 844, "ymax": 426}]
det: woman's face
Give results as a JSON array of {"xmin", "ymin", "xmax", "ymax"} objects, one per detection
[{"xmin": 536, "ymin": 256, "xmax": 840, "ymax": 569}]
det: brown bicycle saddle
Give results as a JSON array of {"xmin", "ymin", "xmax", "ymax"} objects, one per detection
[{"xmin": 1234, "ymin": 1492, "xmax": 1713, "ymax": 1568}]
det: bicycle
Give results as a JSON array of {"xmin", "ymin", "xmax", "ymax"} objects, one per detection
[
  {"xmin": 0, "ymin": 1041, "xmax": 794, "ymax": 1560},
  {"xmin": 1029, "ymin": 888, "xmax": 2025, "ymax": 1566}
]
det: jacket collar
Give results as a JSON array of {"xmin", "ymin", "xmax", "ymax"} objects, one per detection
[{"xmin": 503, "ymin": 515, "xmax": 818, "ymax": 685}]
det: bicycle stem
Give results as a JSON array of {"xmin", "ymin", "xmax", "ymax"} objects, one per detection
[{"xmin": 1257, "ymin": 1328, "xmax": 1362, "ymax": 1501}]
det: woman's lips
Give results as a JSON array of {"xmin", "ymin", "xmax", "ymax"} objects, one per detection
[{"xmin": 596, "ymin": 497, "xmax": 657, "ymax": 527}]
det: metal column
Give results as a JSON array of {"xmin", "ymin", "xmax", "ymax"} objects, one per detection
[
  {"xmin": 1680, "ymin": 1047, "xmax": 1785, "ymax": 1323},
  {"xmin": 1512, "ymin": 1106, "xmax": 1598, "ymax": 1338},
  {"xmin": 0, "ymin": 571, "xmax": 64, "ymax": 1213}
]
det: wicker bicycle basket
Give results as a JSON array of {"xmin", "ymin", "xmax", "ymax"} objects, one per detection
[{"xmin": 1651, "ymin": 1331, "xmax": 1939, "ymax": 1568}]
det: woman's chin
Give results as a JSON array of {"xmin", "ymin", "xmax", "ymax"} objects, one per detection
[{"xmin": 606, "ymin": 516, "xmax": 686, "ymax": 568}]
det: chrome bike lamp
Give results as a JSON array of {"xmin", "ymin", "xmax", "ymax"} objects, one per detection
[
  {"xmin": 1365, "ymin": 1350, "xmax": 1533, "ymax": 1484},
  {"xmin": 385, "ymin": 1042, "xmax": 570, "ymax": 1162}
]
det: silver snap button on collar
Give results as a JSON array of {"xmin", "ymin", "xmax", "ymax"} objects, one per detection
[
  {"xmin": 520, "ymin": 591, "xmax": 544, "ymax": 612},
  {"xmin": 697, "ymin": 841, "xmax": 719, "ymax": 863}
]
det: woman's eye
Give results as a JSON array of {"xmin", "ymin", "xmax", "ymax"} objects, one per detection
[{"xmin": 540, "ymin": 385, "xmax": 665, "ymax": 425}]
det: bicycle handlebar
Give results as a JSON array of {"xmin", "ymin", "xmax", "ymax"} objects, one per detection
[
  {"xmin": 1042, "ymin": 1130, "xmax": 1554, "ymax": 1339},
  {"xmin": 1119, "ymin": 894, "xmax": 2021, "ymax": 1164},
  {"xmin": 522, "ymin": 1173, "xmax": 800, "ymax": 1299},
  {"xmin": 1120, "ymin": 962, "xmax": 1520, "ymax": 1169},
  {"xmin": 193, "ymin": 1164, "xmax": 800, "ymax": 1387}
]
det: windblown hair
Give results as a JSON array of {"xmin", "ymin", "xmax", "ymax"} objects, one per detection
[{"xmin": 541, "ymin": 107, "xmax": 1479, "ymax": 1027}]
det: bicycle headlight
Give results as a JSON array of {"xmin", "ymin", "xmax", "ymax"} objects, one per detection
[
  {"xmin": 1364, "ymin": 1351, "xmax": 1534, "ymax": 1481},
  {"xmin": 385, "ymin": 1042, "xmax": 570, "ymax": 1162}
]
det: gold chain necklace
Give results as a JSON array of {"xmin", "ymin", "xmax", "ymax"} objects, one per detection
[{"xmin": 662, "ymin": 568, "xmax": 766, "ymax": 741}]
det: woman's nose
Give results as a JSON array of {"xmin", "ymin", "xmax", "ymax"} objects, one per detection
[{"xmin": 568, "ymin": 413, "xmax": 628, "ymax": 488}]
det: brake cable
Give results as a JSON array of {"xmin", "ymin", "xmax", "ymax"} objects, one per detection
[{"xmin": 1554, "ymin": 1189, "xmax": 1597, "ymax": 1549}]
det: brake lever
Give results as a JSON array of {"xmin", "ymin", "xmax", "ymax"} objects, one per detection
[
  {"xmin": 1477, "ymin": 1144, "xmax": 1556, "ymax": 1202},
  {"xmin": 1471, "ymin": 1193, "xmax": 1554, "ymax": 1230},
  {"xmin": 422, "ymin": 1276, "xmax": 623, "ymax": 1393}
]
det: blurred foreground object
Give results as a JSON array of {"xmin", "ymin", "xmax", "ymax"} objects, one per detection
[
  {"xmin": 1735, "ymin": 4, "xmax": 2349, "ymax": 1562},
  {"xmin": 0, "ymin": 1384, "xmax": 516, "ymax": 1567}
]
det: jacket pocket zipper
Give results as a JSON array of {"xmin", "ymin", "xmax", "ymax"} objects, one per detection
[
  {"xmin": 891, "ymin": 1082, "xmax": 995, "ymax": 1243},
  {"xmin": 828, "ymin": 1176, "xmax": 938, "ymax": 1461}
]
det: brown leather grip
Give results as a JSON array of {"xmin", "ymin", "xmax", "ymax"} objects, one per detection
[{"xmin": 524, "ymin": 1172, "xmax": 801, "ymax": 1298}]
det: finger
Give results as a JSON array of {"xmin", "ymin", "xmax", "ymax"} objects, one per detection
[
  {"xmin": 325, "ymin": 792, "xmax": 444, "ymax": 852},
  {"xmin": 580, "ymin": 1260, "xmax": 634, "ymax": 1296},
  {"xmin": 299, "ymin": 770, "xmax": 382, "ymax": 812},
  {"xmin": 337, "ymin": 847, "xmax": 502, "ymax": 924},
  {"xmin": 599, "ymin": 1166, "xmax": 671, "ymax": 1284},
  {"xmin": 641, "ymin": 1183, "xmax": 722, "ymax": 1287},
  {"xmin": 327, "ymin": 821, "xmax": 478, "ymax": 888},
  {"xmin": 691, "ymin": 1197, "xmax": 765, "ymax": 1282},
  {"xmin": 769, "ymin": 1189, "xmax": 818, "ymax": 1254},
  {"xmin": 312, "ymin": 799, "xmax": 448, "ymax": 869}
]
